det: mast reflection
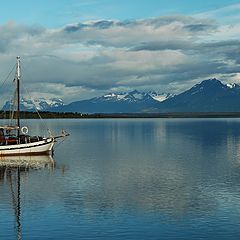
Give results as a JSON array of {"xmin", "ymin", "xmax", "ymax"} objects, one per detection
[{"xmin": 0, "ymin": 155, "xmax": 55, "ymax": 240}]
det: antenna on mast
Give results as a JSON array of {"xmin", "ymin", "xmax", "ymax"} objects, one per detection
[
  {"xmin": 16, "ymin": 56, "xmax": 21, "ymax": 137},
  {"xmin": 16, "ymin": 56, "xmax": 21, "ymax": 79}
]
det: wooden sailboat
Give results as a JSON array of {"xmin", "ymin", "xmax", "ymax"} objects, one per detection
[{"xmin": 0, "ymin": 57, "xmax": 69, "ymax": 156}]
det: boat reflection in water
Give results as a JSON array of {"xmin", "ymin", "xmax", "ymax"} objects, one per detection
[
  {"xmin": 0, "ymin": 155, "xmax": 55, "ymax": 240},
  {"xmin": 0, "ymin": 154, "xmax": 55, "ymax": 169}
]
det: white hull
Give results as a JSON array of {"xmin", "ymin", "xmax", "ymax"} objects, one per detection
[{"xmin": 0, "ymin": 138, "xmax": 54, "ymax": 156}]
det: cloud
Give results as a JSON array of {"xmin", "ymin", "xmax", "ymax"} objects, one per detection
[
  {"xmin": 0, "ymin": 12, "xmax": 239, "ymax": 104},
  {"xmin": 59, "ymin": 16, "xmax": 216, "ymax": 48},
  {"xmin": 183, "ymin": 23, "xmax": 216, "ymax": 32},
  {"xmin": 130, "ymin": 40, "xmax": 194, "ymax": 51},
  {"xmin": 195, "ymin": 3, "xmax": 240, "ymax": 24}
]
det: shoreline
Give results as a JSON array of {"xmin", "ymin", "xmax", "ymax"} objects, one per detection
[{"xmin": 1, "ymin": 111, "xmax": 240, "ymax": 119}]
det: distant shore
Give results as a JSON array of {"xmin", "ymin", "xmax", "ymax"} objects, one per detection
[{"xmin": 1, "ymin": 111, "xmax": 240, "ymax": 119}]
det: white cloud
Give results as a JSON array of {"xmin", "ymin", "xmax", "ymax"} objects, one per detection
[
  {"xmin": 0, "ymin": 12, "xmax": 239, "ymax": 104},
  {"xmin": 194, "ymin": 3, "xmax": 240, "ymax": 24}
]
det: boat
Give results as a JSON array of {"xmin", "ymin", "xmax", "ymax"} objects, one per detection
[{"xmin": 0, "ymin": 56, "xmax": 69, "ymax": 156}]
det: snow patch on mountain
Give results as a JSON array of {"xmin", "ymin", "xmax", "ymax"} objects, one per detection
[
  {"xmin": 26, "ymin": 98, "xmax": 64, "ymax": 110},
  {"xmin": 2, "ymin": 98, "xmax": 64, "ymax": 111},
  {"xmin": 149, "ymin": 91, "xmax": 174, "ymax": 102},
  {"xmin": 93, "ymin": 90, "xmax": 173, "ymax": 104},
  {"xmin": 103, "ymin": 92, "xmax": 127, "ymax": 101},
  {"xmin": 227, "ymin": 83, "xmax": 240, "ymax": 89}
]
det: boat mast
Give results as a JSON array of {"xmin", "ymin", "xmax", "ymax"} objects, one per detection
[{"xmin": 16, "ymin": 56, "xmax": 21, "ymax": 137}]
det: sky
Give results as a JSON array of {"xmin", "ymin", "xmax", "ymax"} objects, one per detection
[{"xmin": 0, "ymin": 0, "xmax": 239, "ymax": 104}]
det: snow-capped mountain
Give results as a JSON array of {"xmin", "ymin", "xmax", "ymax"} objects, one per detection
[
  {"xmin": 51, "ymin": 90, "xmax": 173, "ymax": 113},
  {"xmin": 52, "ymin": 79, "xmax": 240, "ymax": 113},
  {"xmin": 158, "ymin": 78, "xmax": 240, "ymax": 112},
  {"xmin": 91, "ymin": 92, "xmax": 128, "ymax": 103},
  {"xmin": 91, "ymin": 90, "xmax": 173, "ymax": 103},
  {"xmin": 4, "ymin": 79, "xmax": 240, "ymax": 113},
  {"xmin": 92, "ymin": 90, "xmax": 151, "ymax": 103},
  {"xmin": 2, "ymin": 97, "xmax": 64, "ymax": 111}
]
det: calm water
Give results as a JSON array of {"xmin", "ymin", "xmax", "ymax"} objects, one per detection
[{"xmin": 1, "ymin": 118, "xmax": 240, "ymax": 239}]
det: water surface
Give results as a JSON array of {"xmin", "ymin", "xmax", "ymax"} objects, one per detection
[{"xmin": 1, "ymin": 118, "xmax": 240, "ymax": 239}]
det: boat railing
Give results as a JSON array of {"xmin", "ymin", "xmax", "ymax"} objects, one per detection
[{"xmin": 0, "ymin": 135, "xmax": 45, "ymax": 146}]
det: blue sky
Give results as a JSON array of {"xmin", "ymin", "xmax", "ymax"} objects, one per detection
[
  {"xmin": 0, "ymin": 0, "xmax": 239, "ymax": 103},
  {"xmin": 1, "ymin": 0, "xmax": 240, "ymax": 27}
]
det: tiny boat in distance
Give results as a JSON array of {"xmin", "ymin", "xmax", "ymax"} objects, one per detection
[{"xmin": 0, "ymin": 56, "xmax": 69, "ymax": 156}]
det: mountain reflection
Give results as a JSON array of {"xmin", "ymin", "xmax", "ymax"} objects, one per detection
[
  {"xmin": 164, "ymin": 119, "xmax": 240, "ymax": 148},
  {"xmin": 60, "ymin": 119, "xmax": 240, "ymax": 219}
]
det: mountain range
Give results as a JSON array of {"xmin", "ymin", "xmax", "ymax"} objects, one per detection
[
  {"xmin": 2, "ymin": 98, "xmax": 64, "ymax": 112},
  {"xmin": 51, "ymin": 78, "xmax": 240, "ymax": 113},
  {"xmin": 50, "ymin": 90, "xmax": 174, "ymax": 113},
  {"xmin": 2, "ymin": 78, "xmax": 240, "ymax": 113}
]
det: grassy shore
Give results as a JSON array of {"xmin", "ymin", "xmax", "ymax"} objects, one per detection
[{"xmin": 1, "ymin": 111, "xmax": 240, "ymax": 119}]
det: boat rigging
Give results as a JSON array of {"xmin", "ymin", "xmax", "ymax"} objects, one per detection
[{"xmin": 0, "ymin": 56, "xmax": 69, "ymax": 156}]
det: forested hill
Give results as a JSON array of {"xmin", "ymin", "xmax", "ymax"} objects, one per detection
[{"xmin": 1, "ymin": 111, "xmax": 240, "ymax": 119}]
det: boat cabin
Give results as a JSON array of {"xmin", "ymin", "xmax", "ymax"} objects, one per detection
[
  {"xmin": 0, "ymin": 126, "xmax": 18, "ymax": 145},
  {"xmin": 0, "ymin": 126, "xmax": 44, "ymax": 146}
]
